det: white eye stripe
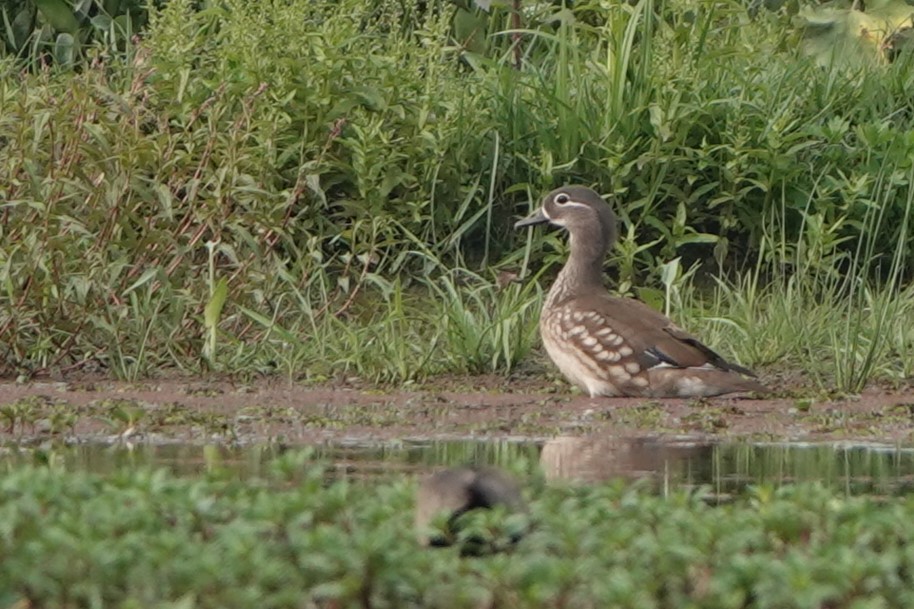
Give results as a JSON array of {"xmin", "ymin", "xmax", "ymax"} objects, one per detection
[
  {"xmin": 553, "ymin": 192, "xmax": 591, "ymax": 209},
  {"xmin": 539, "ymin": 196, "xmax": 589, "ymax": 226}
]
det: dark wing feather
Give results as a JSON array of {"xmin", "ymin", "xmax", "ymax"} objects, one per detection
[
  {"xmin": 662, "ymin": 327, "xmax": 757, "ymax": 377},
  {"xmin": 568, "ymin": 293, "xmax": 755, "ymax": 376}
]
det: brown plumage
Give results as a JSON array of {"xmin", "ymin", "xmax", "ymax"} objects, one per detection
[{"xmin": 515, "ymin": 185, "xmax": 766, "ymax": 398}]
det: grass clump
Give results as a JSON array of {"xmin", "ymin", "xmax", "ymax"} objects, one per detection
[
  {"xmin": 4, "ymin": 456, "xmax": 914, "ymax": 607},
  {"xmin": 237, "ymin": 274, "xmax": 542, "ymax": 384}
]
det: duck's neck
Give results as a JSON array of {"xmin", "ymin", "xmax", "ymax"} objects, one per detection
[{"xmin": 545, "ymin": 225, "xmax": 608, "ymax": 307}]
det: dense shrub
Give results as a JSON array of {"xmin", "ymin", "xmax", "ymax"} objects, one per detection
[{"xmin": 1, "ymin": 0, "xmax": 912, "ymax": 380}]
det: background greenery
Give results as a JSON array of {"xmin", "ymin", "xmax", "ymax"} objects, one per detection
[
  {"xmin": 1, "ymin": 0, "xmax": 913, "ymax": 389},
  {"xmin": 1, "ymin": 0, "xmax": 156, "ymax": 67}
]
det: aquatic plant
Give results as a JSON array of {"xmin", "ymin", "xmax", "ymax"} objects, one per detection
[{"xmin": 3, "ymin": 456, "xmax": 914, "ymax": 607}]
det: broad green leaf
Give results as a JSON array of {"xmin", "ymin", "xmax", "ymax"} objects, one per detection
[
  {"xmin": 34, "ymin": 0, "xmax": 80, "ymax": 34},
  {"xmin": 113, "ymin": 13, "xmax": 132, "ymax": 38},
  {"xmin": 454, "ymin": 8, "xmax": 488, "ymax": 54},
  {"xmin": 7, "ymin": 8, "xmax": 35, "ymax": 51}
]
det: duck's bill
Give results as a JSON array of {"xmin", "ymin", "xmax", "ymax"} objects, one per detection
[{"xmin": 514, "ymin": 208, "xmax": 548, "ymax": 229}]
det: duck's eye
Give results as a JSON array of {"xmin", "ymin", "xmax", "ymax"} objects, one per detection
[{"xmin": 555, "ymin": 193, "xmax": 570, "ymax": 205}]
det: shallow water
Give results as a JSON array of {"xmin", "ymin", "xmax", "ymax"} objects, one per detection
[{"xmin": 3, "ymin": 436, "xmax": 914, "ymax": 495}]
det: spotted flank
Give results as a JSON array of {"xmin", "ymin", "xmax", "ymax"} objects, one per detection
[{"xmin": 541, "ymin": 306, "xmax": 651, "ymax": 397}]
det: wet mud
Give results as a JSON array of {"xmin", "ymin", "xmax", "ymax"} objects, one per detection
[{"xmin": 1, "ymin": 376, "xmax": 913, "ymax": 446}]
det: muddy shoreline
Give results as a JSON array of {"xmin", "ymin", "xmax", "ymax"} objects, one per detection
[{"xmin": 1, "ymin": 375, "xmax": 913, "ymax": 446}]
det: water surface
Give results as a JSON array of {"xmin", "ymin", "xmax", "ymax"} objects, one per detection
[{"xmin": 4, "ymin": 436, "xmax": 914, "ymax": 496}]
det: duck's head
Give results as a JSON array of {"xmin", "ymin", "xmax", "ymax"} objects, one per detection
[{"xmin": 514, "ymin": 185, "xmax": 617, "ymax": 247}]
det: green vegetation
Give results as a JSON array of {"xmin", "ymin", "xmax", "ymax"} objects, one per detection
[
  {"xmin": 1, "ymin": 0, "xmax": 913, "ymax": 390},
  {"xmin": 3, "ymin": 453, "xmax": 914, "ymax": 607}
]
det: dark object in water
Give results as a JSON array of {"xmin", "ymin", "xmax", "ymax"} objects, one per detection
[{"xmin": 415, "ymin": 466, "xmax": 528, "ymax": 555}]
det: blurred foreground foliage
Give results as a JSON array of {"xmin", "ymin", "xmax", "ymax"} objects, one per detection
[{"xmin": 2, "ymin": 455, "xmax": 914, "ymax": 608}]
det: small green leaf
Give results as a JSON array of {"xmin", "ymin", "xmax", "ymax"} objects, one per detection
[
  {"xmin": 635, "ymin": 286, "xmax": 665, "ymax": 312},
  {"xmin": 660, "ymin": 257, "xmax": 682, "ymax": 289},
  {"xmin": 90, "ymin": 14, "xmax": 112, "ymax": 31},
  {"xmin": 122, "ymin": 268, "xmax": 159, "ymax": 297},
  {"xmin": 73, "ymin": 0, "xmax": 93, "ymax": 18},
  {"xmin": 350, "ymin": 86, "xmax": 385, "ymax": 112},
  {"xmin": 238, "ymin": 305, "xmax": 299, "ymax": 344},
  {"xmin": 674, "ymin": 202, "xmax": 687, "ymax": 231},
  {"xmin": 677, "ymin": 233, "xmax": 719, "ymax": 245},
  {"xmin": 54, "ymin": 32, "xmax": 75, "ymax": 66},
  {"xmin": 204, "ymin": 278, "xmax": 229, "ymax": 330}
]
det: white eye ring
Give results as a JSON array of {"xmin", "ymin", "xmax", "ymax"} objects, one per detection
[{"xmin": 555, "ymin": 193, "xmax": 570, "ymax": 204}]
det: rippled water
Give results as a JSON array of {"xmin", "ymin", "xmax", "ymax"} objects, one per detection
[{"xmin": 4, "ymin": 436, "xmax": 914, "ymax": 495}]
